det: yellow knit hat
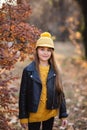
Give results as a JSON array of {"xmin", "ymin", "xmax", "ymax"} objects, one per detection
[{"xmin": 36, "ymin": 32, "xmax": 54, "ymax": 49}]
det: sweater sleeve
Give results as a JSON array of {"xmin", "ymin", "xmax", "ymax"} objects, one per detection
[{"xmin": 20, "ymin": 118, "xmax": 28, "ymax": 124}]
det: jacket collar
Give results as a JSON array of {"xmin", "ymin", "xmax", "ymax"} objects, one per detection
[
  {"xmin": 27, "ymin": 61, "xmax": 41, "ymax": 83},
  {"xmin": 47, "ymin": 66, "xmax": 56, "ymax": 80},
  {"xmin": 27, "ymin": 61, "xmax": 56, "ymax": 83}
]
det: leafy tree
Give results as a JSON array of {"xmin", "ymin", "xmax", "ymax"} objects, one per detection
[
  {"xmin": 30, "ymin": 0, "xmax": 82, "ymax": 50},
  {"xmin": 50, "ymin": 0, "xmax": 87, "ymax": 59},
  {"xmin": 0, "ymin": 0, "xmax": 41, "ymax": 129}
]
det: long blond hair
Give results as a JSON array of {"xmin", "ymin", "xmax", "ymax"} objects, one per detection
[{"xmin": 34, "ymin": 48, "xmax": 63, "ymax": 94}]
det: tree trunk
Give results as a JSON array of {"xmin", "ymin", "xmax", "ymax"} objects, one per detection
[
  {"xmin": 76, "ymin": 0, "xmax": 87, "ymax": 59},
  {"xmin": 82, "ymin": 14, "xmax": 87, "ymax": 59}
]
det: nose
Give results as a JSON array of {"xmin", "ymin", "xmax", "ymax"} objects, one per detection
[{"xmin": 44, "ymin": 50, "xmax": 48, "ymax": 55}]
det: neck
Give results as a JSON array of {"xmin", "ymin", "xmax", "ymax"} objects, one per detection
[{"xmin": 39, "ymin": 61, "xmax": 49, "ymax": 66}]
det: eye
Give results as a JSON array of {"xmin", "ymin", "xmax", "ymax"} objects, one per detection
[
  {"xmin": 47, "ymin": 48, "xmax": 51, "ymax": 52},
  {"xmin": 40, "ymin": 48, "xmax": 44, "ymax": 51}
]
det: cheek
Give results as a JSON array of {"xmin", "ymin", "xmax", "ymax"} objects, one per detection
[
  {"xmin": 37, "ymin": 49, "xmax": 40, "ymax": 54},
  {"xmin": 37, "ymin": 51, "xmax": 43, "ymax": 58},
  {"xmin": 49, "ymin": 52, "xmax": 52, "ymax": 57},
  {"xmin": 38, "ymin": 50, "xmax": 42, "ymax": 56}
]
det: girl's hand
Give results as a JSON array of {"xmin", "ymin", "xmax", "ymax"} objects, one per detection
[
  {"xmin": 61, "ymin": 119, "xmax": 68, "ymax": 128},
  {"xmin": 21, "ymin": 123, "xmax": 28, "ymax": 129}
]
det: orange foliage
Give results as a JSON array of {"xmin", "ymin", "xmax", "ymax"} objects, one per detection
[{"xmin": 0, "ymin": 1, "xmax": 41, "ymax": 129}]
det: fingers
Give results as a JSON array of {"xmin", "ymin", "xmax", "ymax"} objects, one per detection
[
  {"xmin": 62, "ymin": 119, "xmax": 68, "ymax": 127},
  {"xmin": 21, "ymin": 123, "xmax": 28, "ymax": 129}
]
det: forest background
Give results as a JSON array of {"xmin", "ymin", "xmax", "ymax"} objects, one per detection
[{"xmin": 0, "ymin": 0, "xmax": 87, "ymax": 130}]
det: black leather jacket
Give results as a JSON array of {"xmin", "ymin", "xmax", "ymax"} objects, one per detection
[{"xmin": 19, "ymin": 61, "xmax": 68, "ymax": 119}]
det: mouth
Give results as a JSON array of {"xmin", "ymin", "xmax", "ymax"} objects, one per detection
[{"xmin": 42, "ymin": 56, "xmax": 49, "ymax": 58}]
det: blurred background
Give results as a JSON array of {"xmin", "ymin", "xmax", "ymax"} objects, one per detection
[
  {"xmin": 29, "ymin": 0, "xmax": 82, "ymax": 41},
  {"xmin": 0, "ymin": 0, "xmax": 87, "ymax": 130}
]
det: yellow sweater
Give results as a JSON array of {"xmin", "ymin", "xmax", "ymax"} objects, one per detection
[{"xmin": 20, "ymin": 65, "xmax": 58, "ymax": 123}]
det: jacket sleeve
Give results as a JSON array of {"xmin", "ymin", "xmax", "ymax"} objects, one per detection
[
  {"xmin": 59, "ymin": 93, "xmax": 68, "ymax": 119},
  {"xmin": 19, "ymin": 68, "xmax": 29, "ymax": 119}
]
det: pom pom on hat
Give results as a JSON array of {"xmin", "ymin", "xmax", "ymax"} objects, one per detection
[
  {"xmin": 41, "ymin": 32, "xmax": 51, "ymax": 38},
  {"xmin": 36, "ymin": 32, "xmax": 54, "ymax": 49}
]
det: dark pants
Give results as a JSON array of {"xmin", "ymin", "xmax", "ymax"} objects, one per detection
[{"xmin": 28, "ymin": 117, "xmax": 54, "ymax": 130}]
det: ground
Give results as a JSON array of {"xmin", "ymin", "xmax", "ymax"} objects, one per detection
[
  {"xmin": 11, "ymin": 42, "xmax": 87, "ymax": 130},
  {"xmin": 53, "ymin": 42, "xmax": 87, "ymax": 130}
]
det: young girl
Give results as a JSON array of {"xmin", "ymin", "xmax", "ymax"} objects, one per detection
[{"xmin": 19, "ymin": 32, "xmax": 68, "ymax": 130}]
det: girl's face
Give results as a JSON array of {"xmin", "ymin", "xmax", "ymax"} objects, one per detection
[{"xmin": 37, "ymin": 47, "xmax": 52, "ymax": 63}]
